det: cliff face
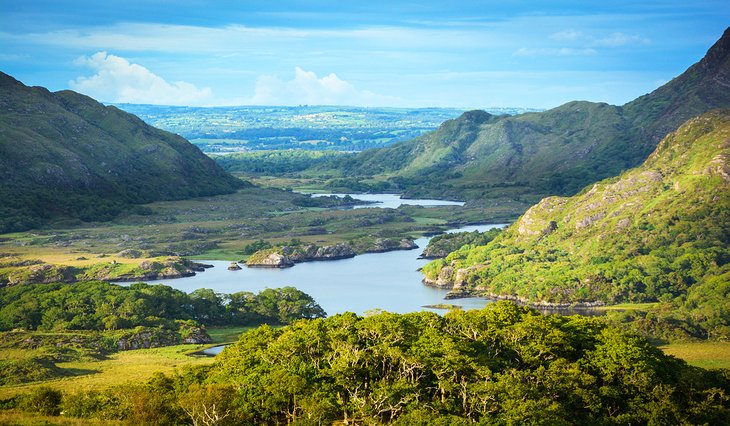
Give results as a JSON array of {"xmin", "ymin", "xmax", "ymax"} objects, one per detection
[
  {"xmin": 422, "ymin": 110, "xmax": 730, "ymax": 305},
  {"xmin": 0, "ymin": 72, "xmax": 245, "ymax": 232}
]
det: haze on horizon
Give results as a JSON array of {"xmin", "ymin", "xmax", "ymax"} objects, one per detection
[{"xmin": 1, "ymin": 0, "xmax": 728, "ymax": 109}]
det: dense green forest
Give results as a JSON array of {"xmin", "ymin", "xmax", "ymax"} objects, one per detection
[
  {"xmin": 215, "ymin": 150, "xmax": 352, "ymax": 175},
  {"xmin": 7, "ymin": 302, "xmax": 728, "ymax": 424},
  {"xmin": 0, "ymin": 281, "xmax": 325, "ymax": 332},
  {"xmin": 420, "ymin": 228, "xmax": 502, "ymax": 259},
  {"xmin": 423, "ymin": 110, "xmax": 729, "ymax": 305}
]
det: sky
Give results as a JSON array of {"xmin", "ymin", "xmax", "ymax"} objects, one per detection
[{"xmin": 1, "ymin": 1, "xmax": 728, "ymax": 109}]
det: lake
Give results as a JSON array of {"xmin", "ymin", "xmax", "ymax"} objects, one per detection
[
  {"xmin": 310, "ymin": 193, "xmax": 464, "ymax": 209},
  {"xmin": 143, "ymin": 223, "xmax": 505, "ymax": 316}
]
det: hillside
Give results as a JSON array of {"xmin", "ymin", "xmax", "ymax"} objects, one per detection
[
  {"xmin": 422, "ymin": 110, "xmax": 729, "ymax": 307},
  {"xmin": 0, "ymin": 72, "xmax": 244, "ymax": 232},
  {"xmin": 315, "ymin": 27, "xmax": 730, "ymax": 202}
]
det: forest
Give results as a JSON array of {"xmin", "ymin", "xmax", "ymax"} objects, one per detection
[{"xmin": 5, "ymin": 302, "xmax": 729, "ymax": 425}]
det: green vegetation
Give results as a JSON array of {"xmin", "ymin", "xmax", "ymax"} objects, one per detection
[
  {"xmin": 423, "ymin": 110, "xmax": 730, "ymax": 340},
  {"xmin": 116, "ymin": 104, "xmax": 537, "ymax": 152},
  {"xmin": 420, "ymin": 228, "xmax": 502, "ymax": 258},
  {"xmin": 5, "ymin": 302, "xmax": 728, "ymax": 424},
  {"xmin": 0, "ymin": 72, "xmax": 244, "ymax": 233},
  {"xmin": 660, "ymin": 342, "xmax": 730, "ymax": 370},
  {"xmin": 0, "ymin": 282, "xmax": 324, "ymax": 388},
  {"xmin": 0, "ymin": 186, "xmax": 507, "ymax": 286},
  {"xmin": 215, "ymin": 150, "xmax": 352, "ymax": 175},
  {"xmin": 0, "ymin": 282, "xmax": 325, "ymax": 332}
]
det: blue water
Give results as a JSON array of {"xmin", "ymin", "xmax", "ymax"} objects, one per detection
[
  {"xmin": 144, "ymin": 223, "xmax": 505, "ymax": 317},
  {"xmin": 310, "ymin": 193, "xmax": 464, "ymax": 209}
]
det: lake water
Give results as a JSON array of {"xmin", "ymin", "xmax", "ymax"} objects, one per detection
[
  {"xmin": 143, "ymin": 223, "xmax": 505, "ymax": 317},
  {"xmin": 311, "ymin": 193, "xmax": 464, "ymax": 209}
]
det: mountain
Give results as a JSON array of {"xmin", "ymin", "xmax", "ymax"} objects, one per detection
[
  {"xmin": 421, "ymin": 110, "xmax": 730, "ymax": 305},
  {"xmin": 0, "ymin": 72, "xmax": 244, "ymax": 232},
  {"xmin": 319, "ymin": 27, "xmax": 730, "ymax": 202}
]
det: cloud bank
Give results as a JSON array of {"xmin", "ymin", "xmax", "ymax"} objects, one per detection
[
  {"xmin": 70, "ymin": 52, "xmax": 213, "ymax": 105},
  {"xmin": 246, "ymin": 67, "xmax": 400, "ymax": 106}
]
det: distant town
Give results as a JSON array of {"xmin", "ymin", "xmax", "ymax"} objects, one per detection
[{"xmin": 115, "ymin": 104, "xmax": 542, "ymax": 153}]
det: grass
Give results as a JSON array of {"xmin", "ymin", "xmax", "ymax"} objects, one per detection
[
  {"xmin": 0, "ymin": 410, "xmax": 124, "ymax": 425},
  {"xmin": 659, "ymin": 342, "xmax": 730, "ymax": 370},
  {"xmin": 597, "ymin": 303, "xmax": 660, "ymax": 311},
  {"xmin": 1, "ymin": 188, "xmax": 494, "ymax": 280},
  {"xmin": 207, "ymin": 326, "xmax": 253, "ymax": 344},
  {"xmin": 0, "ymin": 344, "xmax": 214, "ymax": 400}
]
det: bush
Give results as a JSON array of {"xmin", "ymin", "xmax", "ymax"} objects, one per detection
[{"xmin": 19, "ymin": 386, "xmax": 62, "ymax": 416}]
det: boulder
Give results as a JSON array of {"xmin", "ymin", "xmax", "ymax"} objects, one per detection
[
  {"xmin": 246, "ymin": 250, "xmax": 294, "ymax": 268},
  {"xmin": 366, "ymin": 238, "xmax": 418, "ymax": 253}
]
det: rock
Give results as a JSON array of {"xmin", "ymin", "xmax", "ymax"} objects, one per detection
[
  {"xmin": 616, "ymin": 218, "xmax": 631, "ymax": 229},
  {"xmin": 246, "ymin": 249, "xmax": 294, "ymax": 268},
  {"xmin": 7, "ymin": 263, "xmax": 76, "ymax": 285},
  {"xmin": 366, "ymin": 238, "xmax": 418, "ymax": 253},
  {"xmin": 313, "ymin": 243, "xmax": 356, "ymax": 260},
  {"xmin": 422, "ymin": 265, "xmax": 455, "ymax": 288},
  {"xmin": 281, "ymin": 243, "xmax": 356, "ymax": 262},
  {"xmin": 227, "ymin": 262, "xmax": 242, "ymax": 270},
  {"xmin": 116, "ymin": 249, "xmax": 145, "ymax": 258}
]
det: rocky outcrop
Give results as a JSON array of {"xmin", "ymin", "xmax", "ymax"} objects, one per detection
[
  {"xmin": 5, "ymin": 263, "xmax": 77, "ymax": 286},
  {"xmin": 246, "ymin": 249, "xmax": 295, "ymax": 268},
  {"xmin": 282, "ymin": 243, "xmax": 356, "ymax": 262},
  {"xmin": 97, "ymin": 257, "xmax": 206, "ymax": 281},
  {"xmin": 247, "ymin": 239, "xmax": 415, "ymax": 269},
  {"xmin": 116, "ymin": 249, "xmax": 145, "ymax": 258},
  {"xmin": 115, "ymin": 325, "xmax": 212, "ymax": 350},
  {"xmin": 227, "ymin": 262, "xmax": 242, "ymax": 270},
  {"xmin": 248, "ymin": 243, "xmax": 356, "ymax": 268},
  {"xmin": 364, "ymin": 238, "xmax": 418, "ymax": 253}
]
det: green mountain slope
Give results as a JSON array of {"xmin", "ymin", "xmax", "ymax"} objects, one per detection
[
  {"xmin": 0, "ymin": 72, "xmax": 244, "ymax": 232},
  {"xmin": 422, "ymin": 110, "xmax": 730, "ymax": 305},
  {"xmin": 319, "ymin": 27, "xmax": 730, "ymax": 202}
]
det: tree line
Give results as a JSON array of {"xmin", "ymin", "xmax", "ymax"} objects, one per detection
[
  {"xmin": 12, "ymin": 301, "xmax": 728, "ymax": 425},
  {"xmin": 0, "ymin": 281, "xmax": 326, "ymax": 332}
]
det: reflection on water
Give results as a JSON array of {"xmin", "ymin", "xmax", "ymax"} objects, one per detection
[{"xmin": 311, "ymin": 193, "xmax": 464, "ymax": 209}]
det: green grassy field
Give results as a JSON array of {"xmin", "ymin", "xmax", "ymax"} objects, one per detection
[
  {"xmin": 0, "ymin": 344, "xmax": 213, "ymax": 400},
  {"xmin": 0, "ymin": 186, "xmax": 505, "ymax": 283},
  {"xmin": 207, "ymin": 326, "xmax": 253, "ymax": 344},
  {"xmin": 0, "ymin": 410, "xmax": 124, "ymax": 425},
  {"xmin": 660, "ymin": 342, "xmax": 730, "ymax": 370},
  {"xmin": 598, "ymin": 303, "xmax": 660, "ymax": 311},
  {"xmin": 0, "ymin": 326, "xmax": 251, "ymax": 402}
]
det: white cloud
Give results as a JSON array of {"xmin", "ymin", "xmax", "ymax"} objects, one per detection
[
  {"xmin": 550, "ymin": 29, "xmax": 583, "ymax": 42},
  {"xmin": 246, "ymin": 67, "xmax": 400, "ymax": 106},
  {"xmin": 69, "ymin": 51, "xmax": 213, "ymax": 105},
  {"xmin": 593, "ymin": 32, "xmax": 650, "ymax": 47}
]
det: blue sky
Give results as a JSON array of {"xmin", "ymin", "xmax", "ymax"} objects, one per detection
[{"xmin": 1, "ymin": 1, "xmax": 728, "ymax": 108}]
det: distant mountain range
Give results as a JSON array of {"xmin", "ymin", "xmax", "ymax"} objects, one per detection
[
  {"xmin": 0, "ymin": 73, "xmax": 244, "ymax": 232},
  {"xmin": 317, "ymin": 27, "xmax": 730, "ymax": 203},
  {"xmin": 422, "ymin": 109, "xmax": 730, "ymax": 306}
]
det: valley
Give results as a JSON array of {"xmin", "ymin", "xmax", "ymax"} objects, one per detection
[{"xmin": 0, "ymin": 11, "xmax": 728, "ymax": 424}]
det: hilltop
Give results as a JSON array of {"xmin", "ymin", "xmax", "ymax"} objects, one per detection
[
  {"xmin": 422, "ymin": 110, "xmax": 729, "ymax": 310},
  {"xmin": 311, "ymin": 27, "xmax": 730, "ymax": 202},
  {"xmin": 0, "ymin": 73, "xmax": 244, "ymax": 232}
]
